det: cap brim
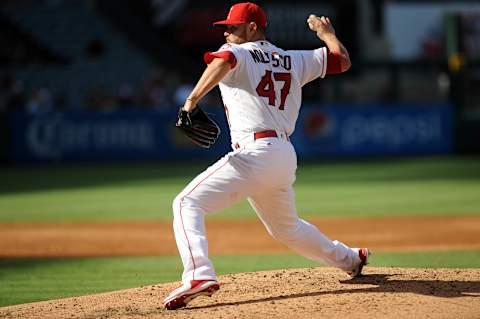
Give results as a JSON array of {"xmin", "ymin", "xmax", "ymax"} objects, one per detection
[{"xmin": 213, "ymin": 19, "xmax": 245, "ymax": 26}]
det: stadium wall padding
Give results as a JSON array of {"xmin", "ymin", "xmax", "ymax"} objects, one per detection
[{"xmin": 7, "ymin": 104, "xmax": 453, "ymax": 163}]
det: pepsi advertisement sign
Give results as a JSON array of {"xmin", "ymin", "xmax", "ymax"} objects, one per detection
[{"xmin": 291, "ymin": 104, "xmax": 453, "ymax": 157}]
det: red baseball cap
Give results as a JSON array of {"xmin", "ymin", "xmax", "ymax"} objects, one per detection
[{"xmin": 213, "ymin": 2, "xmax": 267, "ymax": 28}]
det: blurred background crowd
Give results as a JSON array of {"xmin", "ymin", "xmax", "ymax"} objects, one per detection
[
  {"xmin": 1, "ymin": 0, "xmax": 479, "ymax": 113},
  {"xmin": 1, "ymin": 0, "xmax": 479, "ymax": 162}
]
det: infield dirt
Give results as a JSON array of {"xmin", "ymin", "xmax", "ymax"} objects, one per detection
[
  {"xmin": 0, "ymin": 267, "xmax": 479, "ymax": 319},
  {"xmin": 1, "ymin": 216, "xmax": 479, "ymax": 318},
  {"xmin": 1, "ymin": 216, "xmax": 480, "ymax": 257}
]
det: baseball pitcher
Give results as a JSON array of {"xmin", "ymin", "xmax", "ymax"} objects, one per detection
[{"xmin": 164, "ymin": 2, "xmax": 370, "ymax": 310}]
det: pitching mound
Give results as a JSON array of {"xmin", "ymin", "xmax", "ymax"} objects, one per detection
[{"xmin": 1, "ymin": 267, "xmax": 479, "ymax": 319}]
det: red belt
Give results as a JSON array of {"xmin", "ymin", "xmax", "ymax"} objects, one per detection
[
  {"xmin": 234, "ymin": 130, "xmax": 287, "ymax": 149},
  {"xmin": 254, "ymin": 130, "xmax": 278, "ymax": 140}
]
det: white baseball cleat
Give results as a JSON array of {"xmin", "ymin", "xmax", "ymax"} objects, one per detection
[
  {"xmin": 346, "ymin": 248, "xmax": 371, "ymax": 278},
  {"xmin": 163, "ymin": 280, "xmax": 220, "ymax": 310}
]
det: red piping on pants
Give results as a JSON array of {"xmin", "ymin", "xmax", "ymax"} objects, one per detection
[{"xmin": 178, "ymin": 158, "xmax": 230, "ymax": 280}]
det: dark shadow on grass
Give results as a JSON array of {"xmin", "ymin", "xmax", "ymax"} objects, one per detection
[
  {"xmin": 0, "ymin": 162, "xmax": 207, "ymax": 194},
  {"xmin": 1, "ymin": 156, "xmax": 479, "ymax": 194},
  {"xmin": 299, "ymin": 157, "xmax": 480, "ymax": 184},
  {"xmin": 0, "ymin": 258, "xmax": 64, "ymax": 275},
  {"xmin": 185, "ymin": 274, "xmax": 480, "ymax": 310}
]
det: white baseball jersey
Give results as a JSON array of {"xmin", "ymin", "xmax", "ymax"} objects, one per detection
[{"xmin": 205, "ymin": 41, "xmax": 327, "ymax": 144}]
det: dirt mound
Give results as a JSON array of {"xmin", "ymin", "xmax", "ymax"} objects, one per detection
[
  {"xmin": 2, "ymin": 216, "xmax": 480, "ymax": 257},
  {"xmin": 1, "ymin": 267, "xmax": 479, "ymax": 319}
]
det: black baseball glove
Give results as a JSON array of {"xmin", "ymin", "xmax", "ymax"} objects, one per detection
[{"xmin": 176, "ymin": 106, "xmax": 221, "ymax": 148}]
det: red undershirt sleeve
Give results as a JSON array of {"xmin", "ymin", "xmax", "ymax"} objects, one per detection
[
  {"xmin": 326, "ymin": 51, "xmax": 342, "ymax": 75},
  {"xmin": 203, "ymin": 51, "xmax": 237, "ymax": 69}
]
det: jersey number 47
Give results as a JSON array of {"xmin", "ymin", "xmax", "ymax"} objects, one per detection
[{"xmin": 256, "ymin": 70, "xmax": 291, "ymax": 110}]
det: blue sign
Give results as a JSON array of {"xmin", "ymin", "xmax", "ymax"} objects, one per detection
[
  {"xmin": 8, "ymin": 109, "xmax": 231, "ymax": 162},
  {"xmin": 7, "ymin": 104, "xmax": 453, "ymax": 162},
  {"xmin": 291, "ymin": 104, "xmax": 453, "ymax": 157}
]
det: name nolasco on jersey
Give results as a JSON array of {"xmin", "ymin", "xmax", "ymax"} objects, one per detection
[{"xmin": 249, "ymin": 49, "xmax": 291, "ymax": 70}]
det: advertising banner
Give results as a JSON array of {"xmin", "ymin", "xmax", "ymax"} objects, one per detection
[
  {"xmin": 291, "ymin": 104, "xmax": 453, "ymax": 158},
  {"xmin": 8, "ymin": 109, "xmax": 231, "ymax": 162},
  {"xmin": 8, "ymin": 104, "xmax": 453, "ymax": 162}
]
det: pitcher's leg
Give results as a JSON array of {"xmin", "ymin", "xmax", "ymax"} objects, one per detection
[
  {"xmin": 173, "ymin": 154, "xmax": 248, "ymax": 284},
  {"xmin": 173, "ymin": 195, "xmax": 215, "ymax": 283},
  {"xmin": 248, "ymin": 188, "xmax": 359, "ymax": 271}
]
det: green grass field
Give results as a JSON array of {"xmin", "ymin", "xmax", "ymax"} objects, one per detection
[
  {"xmin": 0, "ymin": 156, "xmax": 479, "ymax": 307},
  {"xmin": 1, "ymin": 156, "xmax": 479, "ymax": 221}
]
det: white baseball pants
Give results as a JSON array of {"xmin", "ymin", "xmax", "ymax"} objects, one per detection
[{"xmin": 172, "ymin": 137, "xmax": 360, "ymax": 283}]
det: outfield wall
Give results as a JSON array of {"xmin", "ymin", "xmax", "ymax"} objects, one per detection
[
  {"xmin": 0, "ymin": 113, "xmax": 8, "ymax": 163},
  {"xmin": 6, "ymin": 104, "xmax": 453, "ymax": 162},
  {"xmin": 293, "ymin": 104, "xmax": 452, "ymax": 158}
]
